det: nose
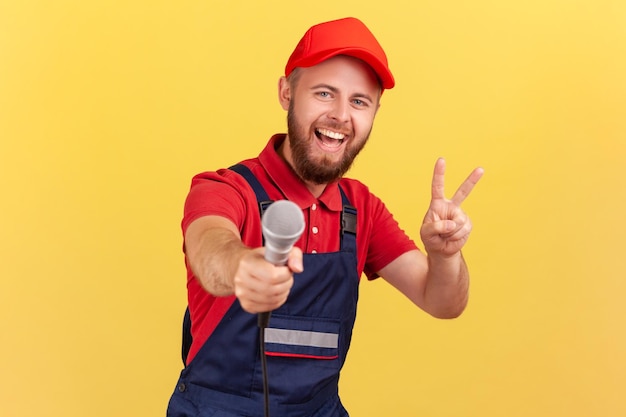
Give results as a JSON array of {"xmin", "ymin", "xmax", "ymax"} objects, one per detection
[{"xmin": 328, "ymin": 99, "xmax": 349, "ymax": 123}]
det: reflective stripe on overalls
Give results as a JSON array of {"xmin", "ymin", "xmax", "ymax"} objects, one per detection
[{"xmin": 167, "ymin": 164, "xmax": 359, "ymax": 417}]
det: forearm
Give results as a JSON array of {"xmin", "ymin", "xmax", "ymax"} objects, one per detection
[
  {"xmin": 423, "ymin": 251, "xmax": 469, "ymax": 319},
  {"xmin": 185, "ymin": 218, "xmax": 249, "ymax": 296}
]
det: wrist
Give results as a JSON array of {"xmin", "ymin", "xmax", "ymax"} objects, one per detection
[{"xmin": 426, "ymin": 249, "xmax": 462, "ymax": 264}]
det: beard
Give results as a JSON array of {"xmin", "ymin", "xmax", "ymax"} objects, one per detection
[{"xmin": 287, "ymin": 100, "xmax": 372, "ymax": 185}]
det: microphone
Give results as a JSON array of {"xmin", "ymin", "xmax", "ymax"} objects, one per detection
[{"xmin": 259, "ymin": 200, "xmax": 305, "ymax": 327}]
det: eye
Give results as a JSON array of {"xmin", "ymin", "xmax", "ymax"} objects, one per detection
[
  {"xmin": 318, "ymin": 91, "xmax": 331, "ymax": 98},
  {"xmin": 352, "ymin": 98, "xmax": 372, "ymax": 108}
]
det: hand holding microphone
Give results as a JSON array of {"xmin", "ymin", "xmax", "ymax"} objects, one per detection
[
  {"xmin": 256, "ymin": 200, "xmax": 305, "ymax": 327},
  {"xmin": 232, "ymin": 200, "xmax": 304, "ymax": 317}
]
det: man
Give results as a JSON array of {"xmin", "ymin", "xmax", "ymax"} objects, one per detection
[{"xmin": 167, "ymin": 17, "xmax": 483, "ymax": 417}]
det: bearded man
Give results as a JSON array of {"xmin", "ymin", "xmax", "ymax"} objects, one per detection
[{"xmin": 167, "ymin": 17, "xmax": 483, "ymax": 417}]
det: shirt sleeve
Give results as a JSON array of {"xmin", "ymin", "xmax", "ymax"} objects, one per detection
[
  {"xmin": 362, "ymin": 192, "xmax": 419, "ymax": 280},
  {"xmin": 181, "ymin": 169, "xmax": 248, "ymax": 235}
]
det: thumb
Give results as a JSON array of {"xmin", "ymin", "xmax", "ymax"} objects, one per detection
[{"xmin": 287, "ymin": 246, "xmax": 304, "ymax": 273}]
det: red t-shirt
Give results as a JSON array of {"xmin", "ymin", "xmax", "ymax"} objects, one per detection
[{"xmin": 182, "ymin": 134, "xmax": 418, "ymax": 363}]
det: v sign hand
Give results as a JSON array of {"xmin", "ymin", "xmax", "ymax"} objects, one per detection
[{"xmin": 420, "ymin": 158, "xmax": 484, "ymax": 258}]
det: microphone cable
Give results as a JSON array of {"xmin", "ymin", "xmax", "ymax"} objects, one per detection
[
  {"xmin": 258, "ymin": 312, "xmax": 271, "ymax": 417},
  {"xmin": 257, "ymin": 199, "xmax": 304, "ymax": 417}
]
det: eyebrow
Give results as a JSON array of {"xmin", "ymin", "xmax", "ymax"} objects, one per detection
[{"xmin": 310, "ymin": 83, "xmax": 375, "ymax": 104}]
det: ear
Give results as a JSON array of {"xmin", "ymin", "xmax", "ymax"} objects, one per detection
[{"xmin": 277, "ymin": 76, "xmax": 291, "ymax": 111}]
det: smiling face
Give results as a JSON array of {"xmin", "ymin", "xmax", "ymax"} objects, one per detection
[{"xmin": 278, "ymin": 55, "xmax": 381, "ymax": 186}]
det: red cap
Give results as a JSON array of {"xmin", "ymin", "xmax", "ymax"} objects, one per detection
[{"xmin": 285, "ymin": 17, "xmax": 395, "ymax": 90}]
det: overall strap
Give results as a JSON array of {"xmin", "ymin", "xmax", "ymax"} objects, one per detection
[
  {"xmin": 338, "ymin": 186, "xmax": 357, "ymax": 235},
  {"xmin": 338, "ymin": 185, "xmax": 357, "ymax": 253},
  {"xmin": 229, "ymin": 163, "xmax": 273, "ymax": 216}
]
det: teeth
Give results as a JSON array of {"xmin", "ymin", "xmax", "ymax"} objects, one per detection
[{"xmin": 317, "ymin": 128, "xmax": 345, "ymax": 140}]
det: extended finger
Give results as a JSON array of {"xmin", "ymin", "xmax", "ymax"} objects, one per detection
[
  {"xmin": 430, "ymin": 158, "xmax": 446, "ymax": 200},
  {"xmin": 451, "ymin": 167, "xmax": 484, "ymax": 206}
]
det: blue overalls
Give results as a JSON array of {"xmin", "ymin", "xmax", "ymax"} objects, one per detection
[{"xmin": 167, "ymin": 165, "xmax": 359, "ymax": 417}]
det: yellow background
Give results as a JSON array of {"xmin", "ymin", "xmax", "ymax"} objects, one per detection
[{"xmin": 1, "ymin": 1, "xmax": 625, "ymax": 416}]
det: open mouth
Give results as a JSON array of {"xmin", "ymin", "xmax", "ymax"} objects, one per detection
[{"xmin": 315, "ymin": 128, "xmax": 346, "ymax": 149}]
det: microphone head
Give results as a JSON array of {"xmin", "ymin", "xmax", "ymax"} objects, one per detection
[{"xmin": 261, "ymin": 200, "xmax": 305, "ymax": 265}]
